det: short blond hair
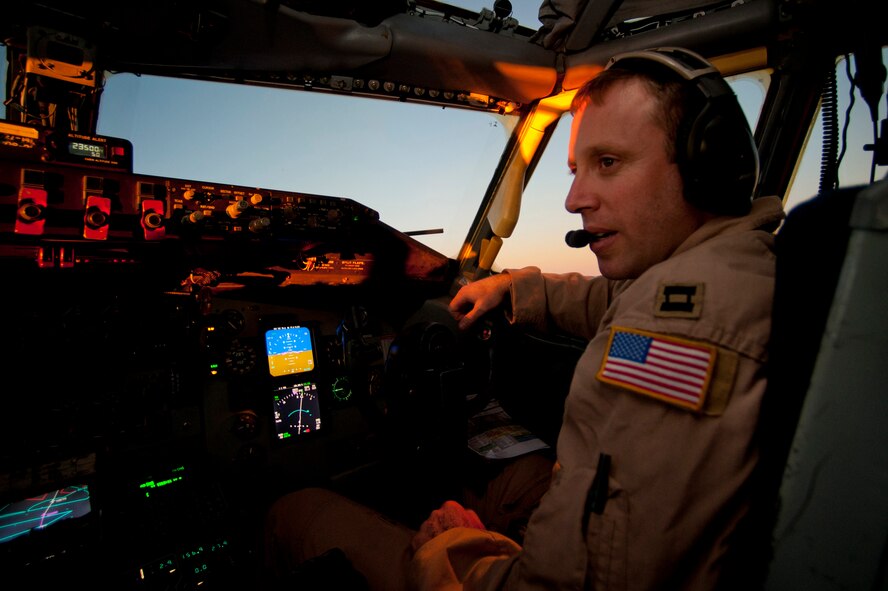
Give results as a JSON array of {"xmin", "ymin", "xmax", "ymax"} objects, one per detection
[{"xmin": 570, "ymin": 66, "xmax": 691, "ymax": 163}]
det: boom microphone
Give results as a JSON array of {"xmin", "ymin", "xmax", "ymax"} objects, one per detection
[{"xmin": 565, "ymin": 229, "xmax": 593, "ymax": 248}]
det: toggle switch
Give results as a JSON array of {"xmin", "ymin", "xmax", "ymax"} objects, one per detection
[
  {"xmin": 141, "ymin": 198, "xmax": 166, "ymax": 240},
  {"xmin": 15, "ymin": 186, "xmax": 48, "ymax": 236},
  {"xmin": 83, "ymin": 194, "xmax": 111, "ymax": 240}
]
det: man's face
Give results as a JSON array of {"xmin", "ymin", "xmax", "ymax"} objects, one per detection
[{"xmin": 565, "ymin": 78, "xmax": 711, "ymax": 279}]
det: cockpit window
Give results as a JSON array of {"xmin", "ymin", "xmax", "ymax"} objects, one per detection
[
  {"xmin": 94, "ymin": 73, "xmax": 518, "ymax": 261},
  {"xmin": 784, "ymin": 51, "xmax": 888, "ymax": 212},
  {"xmin": 2, "ymin": 42, "xmax": 883, "ymax": 277}
]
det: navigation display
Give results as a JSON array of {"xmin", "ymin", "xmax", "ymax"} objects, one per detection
[
  {"xmin": 0, "ymin": 484, "xmax": 91, "ymax": 544},
  {"xmin": 272, "ymin": 381, "xmax": 322, "ymax": 439}
]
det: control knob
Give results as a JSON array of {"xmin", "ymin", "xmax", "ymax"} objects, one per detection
[
  {"xmin": 142, "ymin": 210, "xmax": 164, "ymax": 230},
  {"xmin": 84, "ymin": 207, "xmax": 108, "ymax": 229},
  {"xmin": 249, "ymin": 217, "xmax": 272, "ymax": 233},
  {"xmin": 181, "ymin": 210, "xmax": 205, "ymax": 225},
  {"xmin": 226, "ymin": 199, "xmax": 250, "ymax": 218},
  {"xmin": 17, "ymin": 201, "xmax": 44, "ymax": 222}
]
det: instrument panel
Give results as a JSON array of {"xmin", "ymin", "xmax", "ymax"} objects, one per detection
[
  {"xmin": 0, "ymin": 122, "xmax": 459, "ymax": 587},
  {"xmin": 0, "ymin": 122, "xmax": 451, "ymax": 287}
]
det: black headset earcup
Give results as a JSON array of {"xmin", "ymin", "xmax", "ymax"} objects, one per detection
[{"xmin": 682, "ymin": 92, "xmax": 759, "ymax": 215}]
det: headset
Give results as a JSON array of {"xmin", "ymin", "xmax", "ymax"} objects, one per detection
[{"xmin": 605, "ymin": 47, "xmax": 760, "ymax": 215}]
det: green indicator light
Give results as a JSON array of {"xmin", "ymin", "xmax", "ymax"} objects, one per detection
[{"xmin": 155, "ymin": 475, "xmax": 183, "ymax": 488}]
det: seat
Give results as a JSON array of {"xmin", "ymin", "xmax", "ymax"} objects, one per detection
[
  {"xmin": 721, "ymin": 179, "xmax": 888, "ymax": 589},
  {"xmin": 762, "ymin": 177, "xmax": 888, "ymax": 589}
]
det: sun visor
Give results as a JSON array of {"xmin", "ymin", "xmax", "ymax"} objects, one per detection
[
  {"xmin": 100, "ymin": 3, "xmax": 558, "ymax": 105},
  {"xmin": 104, "ymin": 1, "xmax": 394, "ymax": 73},
  {"xmin": 358, "ymin": 13, "xmax": 558, "ymax": 106}
]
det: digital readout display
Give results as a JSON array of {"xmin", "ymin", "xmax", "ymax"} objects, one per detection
[{"xmin": 68, "ymin": 140, "xmax": 107, "ymax": 159}]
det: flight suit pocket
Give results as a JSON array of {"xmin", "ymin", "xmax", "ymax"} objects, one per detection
[{"xmin": 584, "ymin": 477, "xmax": 628, "ymax": 591}]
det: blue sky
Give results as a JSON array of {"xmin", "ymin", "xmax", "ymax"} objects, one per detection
[{"xmin": 450, "ymin": 0, "xmax": 542, "ymax": 27}]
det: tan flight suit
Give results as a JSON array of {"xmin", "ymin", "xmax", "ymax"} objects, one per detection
[{"xmin": 265, "ymin": 196, "xmax": 786, "ymax": 591}]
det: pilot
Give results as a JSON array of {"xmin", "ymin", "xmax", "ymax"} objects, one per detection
[{"xmin": 263, "ymin": 47, "xmax": 785, "ymax": 590}]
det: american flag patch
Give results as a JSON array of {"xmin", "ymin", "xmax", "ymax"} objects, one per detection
[{"xmin": 597, "ymin": 327, "xmax": 716, "ymax": 411}]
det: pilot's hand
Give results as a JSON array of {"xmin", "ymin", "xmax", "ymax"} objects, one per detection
[
  {"xmin": 449, "ymin": 273, "xmax": 511, "ymax": 331},
  {"xmin": 411, "ymin": 500, "xmax": 485, "ymax": 552}
]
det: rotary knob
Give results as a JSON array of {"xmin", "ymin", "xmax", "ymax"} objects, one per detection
[
  {"xmin": 84, "ymin": 207, "xmax": 108, "ymax": 229},
  {"xmin": 17, "ymin": 201, "xmax": 44, "ymax": 222},
  {"xmin": 142, "ymin": 210, "xmax": 164, "ymax": 230},
  {"xmin": 226, "ymin": 199, "xmax": 250, "ymax": 218},
  {"xmin": 232, "ymin": 411, "xmax": 258, "ymax": 439}
]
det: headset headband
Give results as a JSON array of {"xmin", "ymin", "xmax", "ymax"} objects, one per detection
[{"xmin": 603, "ymin": 46, "xmax": 759, "ymax": 215}]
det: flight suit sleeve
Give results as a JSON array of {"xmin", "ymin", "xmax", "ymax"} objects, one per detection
[
  {"xmin": 506, "ymin": 266, "xmax": 611, "ymax": 339},
  {"xmin": 408, "ymin": 528, "xmax": 521, "ymax": 591}
]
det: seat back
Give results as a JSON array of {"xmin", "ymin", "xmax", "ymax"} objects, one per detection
[
  {"xmin": 763, "ymin": 178, "xmax": 888, "ymax": 589},
  {"xmin": 719, "ymin": 185, "xmax": 858, "ymax": 589}
]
